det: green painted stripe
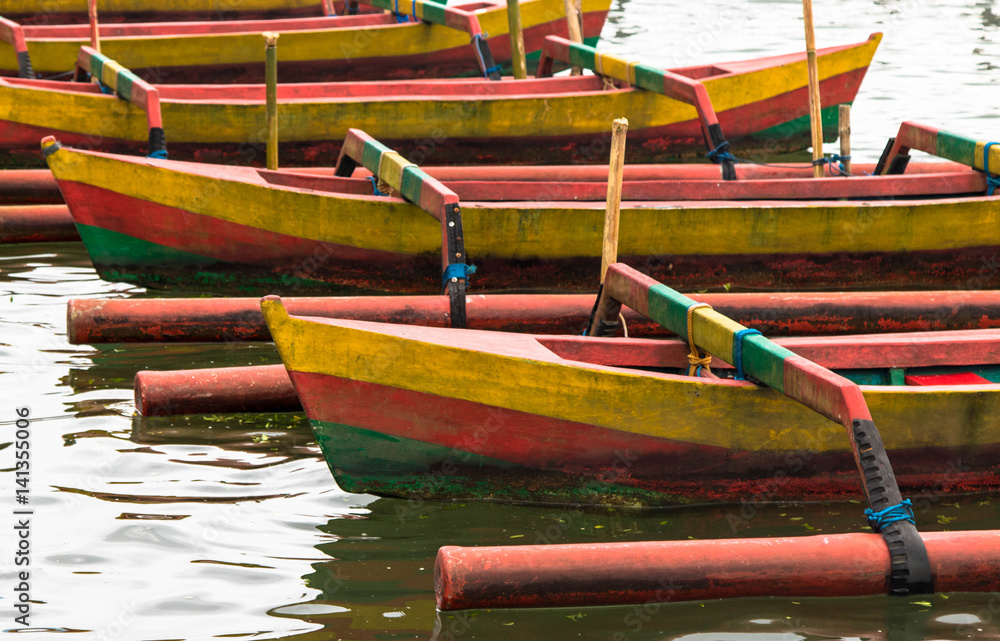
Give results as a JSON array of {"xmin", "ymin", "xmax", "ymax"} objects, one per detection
[
  {"xmin": 90, "ymin": 52, "xmax": 106, "ymax": 82},
  {"xmin": 311, "ymin": 419, "xmax": 693, "ymax": 507},
  {"xmin": 646, "ymin": 283, "xmax": 697, "ymax": 342},
  {"xmin": 567, "ymin": 45, "xmax": 595, "ymax": 70},
  {"xmin": 741, "ymin": 335, "xmax": 793, "ymax": 393},
  {"xmin": 632, "ymin": 63, "xmax": 665, "ymax": 94},
  {"xmin": 744, "ymin": 105, "xmax": 843, "ymax": 145},
  {"xmin": 420, "ymin": 1, "xmax": 447, "ymax": 24},
  {"xmin": 399, "ymin": 165, "xmax": 424, "ymax": 204},
  {"xmin": 116, "ymin": 72, "xmax": 133, "ymax": 102},
  {"xmin": 75, "ymin": 223, "xmax": 217, "ymax": 267},
  {"xmin": 361, "ymin": 139, "xmax": 392, "ymax": 174},
  {"xmin": 937, "ymin": 130, "xmax": 980, "ymax": 170}
]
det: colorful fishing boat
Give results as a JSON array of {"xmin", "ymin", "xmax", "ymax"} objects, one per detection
[
  {"xmin": 44, "ymin": 122, "xmax": 1000, "ymax": 308},
  {"xmin": 0, "ymin": 0, "xmax": 608, "ymax": 82},
  {"xmin": 261, "ymin": 261, "xmax": 1000, "ymax": 508},
  {"xmin": 4, "ymin": 0, "xmax": 360, "ymax": 24},
  {"xmin": 5, "ymin": 33, "xmax": 880, "ymax": 166}
]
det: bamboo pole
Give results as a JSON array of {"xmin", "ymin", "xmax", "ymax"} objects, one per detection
[
  {"xmin": 839, "ymin": 104, "xmax": 852, "ymax": 175},
  {"xmin": 802, "ymin": 0, "xmax": 823, "ymax": 178},
  {"xmin": 88, "ymin": 0, "xmax": 100, "ymax": 52},
  {"xmin": 601, "ymin": 118, "xmax": 629, "ymax": 283},
  {"xmin": 506, "ymin": 0, "xmax": 527, "ymax": 79},
  {"xmin": 563, "ymin": 0, "xmax": 583, "ymax": 76},
  {"xmin": 264, "ymin": 32, "xmax": 279, "ymax": 171}
]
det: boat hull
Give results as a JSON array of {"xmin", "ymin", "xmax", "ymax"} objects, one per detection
[
  {"xmin": 0, "ymin": 0, "xmax": 609, "ymax": 81},
  {"xmin": 46, "ymin": 142, "xmax": 1000, "ymax": 295},
  {"xmin": 263, "ymin": 309, "xmax": 1000, "ymax": 508},
  {"xmin": 3, "ymin": 35, "xmax": 879, "ymax": 167}
]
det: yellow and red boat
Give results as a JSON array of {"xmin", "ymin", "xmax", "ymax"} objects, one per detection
[
  {"xmin": 0, "ymin": 0, "xmax": 609, "ymax": 82},
  {"xmin": 260, "ymin": 261, "xmax": 1000, "ymax": 508},
  {"xmin": 43, "ymin": 122, "xmax": 1000, "ymax": 303},
  {"xmin": 3, "ymin": 33, "xmax": 880, "ymax": 167},
  {"xmin": 4, "ymin": 0, "xmax": 362, "ymax": 23}
]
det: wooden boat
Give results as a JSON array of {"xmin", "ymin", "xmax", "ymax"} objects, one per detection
[
  {"xmin": 261, "ymin": 261, "xmax": 1000, "ymax": 508},
  {"xmin": 4, "ymin": 0, "xmax": 363, "ymax": 24},
  {"xmin": 44, "ymin": 121, "xmax": 1000, "ymax": 304},
  {"xmin": 4, "ymin": 33, "xmax": 880, "ymax": 167},
  {"xmin": 0, "ymin": 0, "xmax": 609, "ymax": 82}
]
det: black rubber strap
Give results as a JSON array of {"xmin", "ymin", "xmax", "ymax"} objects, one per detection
[
  {"xmin": 473, "ymin": 36, "xmax": 502, "ymax": 81},
  {"xmin": 148, "ymin": 127, "xmax": 167, "ymax": 158},
  {"xmin": 17, "ymin": 51, "xmax": 33, "ymax": 79},
  {"xmin": 41, "ymin": 140, "xmax": 62, "ymax": 158},
  {"xmin": 443, "ymin": 203, "xmax": 468, "ymax": 328},
  {"xmin": 851, "ymin": 419, "xmax": 934, "ymax": 596},
  {"xmin": 333, "ymin": 155, "xmax": 357, "ymax": 177}
]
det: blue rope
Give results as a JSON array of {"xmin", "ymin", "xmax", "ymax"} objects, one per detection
[
  {"xmin": 98, "ymin": 82, "xmax": 114, "ymax": 95},
  {"xmin": 412, "ymin": 0, "xmax": 418, "ymax": 20},
  {"xmin": 347, "ymin": 1, "xmax": 358, "ymax": 13},
  {"xmin": 484, "ymin": 64, "xmax": 502, "ymax": 76},
  {"xmin": 732, "ymin": 328, "xmax": 761, "ymax": 381},
  {"xmin": 864, "ymin": 499, "xmax": 916, "ymax": 532},
  {"xmin": 147, "ymin": 149, "xmax": 168, "ymax": 159},
  {"xmin": 369, "ymin": 176, "xmax": 385, "ymax": 196},
  {"xmin": 706, "ymin": 141, "xmax": 737, "ymax": 164},
  {"xmin": 442, "ymin": 263, "xmax": 476, "ymax": 290},
  {"xmin": 984, "ymin": 142, "xmax": 998, "ymax": 196},
  {"xmin": 813, "ymin": 154, "xmax": 852, "ymax": 176},
  {"xmin": 393, "ymin": 0, "xmax": 409, "ymax": 21}
]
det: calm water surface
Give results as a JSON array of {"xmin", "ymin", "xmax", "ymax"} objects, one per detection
[{"xmin": 2, "ymin": 0, "xmax": 1000, "ymax": 638}]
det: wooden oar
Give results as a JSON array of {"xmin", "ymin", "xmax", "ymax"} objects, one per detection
[
  {"xmin": 88, "ymin": 0, "xmax": 101, "ymax": 52},
  {"xmin": 802, "ymin": 0, "xmax": 824, "ymax": 178},
  {"xmin": 333, "ymin": 128, "xmax": 471, "ymax": 328},
  {"xmin": 536, "ymin": 36, "xmax": 736, "ymax": 180},
  {"xmin": 588, "ymin": 262, "xmax": 933, "ymax": 596},
  {"xmin": 69, "ymin": 47, "xmax": 166, "ymax": 158},
  {"xmin": 506, "ymin": 0, "xmax": 527, "ymax": 79},
  {"xmin": 360, "ymin": 0, "xmax": 502, "ymax": 80},
  {"xmin": 264, "ymin": 32, "xmax": 279, "ymax": 170},
  {"xmin": 563, "ymin": 0, "xmax": 583, "ymax": 75}
]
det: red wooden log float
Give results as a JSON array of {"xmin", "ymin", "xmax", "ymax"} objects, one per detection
[
  {"xmin": 0, "ymin": 170, "xmax": 61, "ymax": 204},
  {"xmin": 68, "ymin": 290, "xmax": 1000, "ymax": 344},
  {"xmin": 135, "ymin": 365, "xmax": 299, "ymax": 416},
  {"xmin": 0, "ymin": 205, "xmax": 79, "ymax": 243},
  {"xmin": 435, "ymin": 531, "xmax": 1000, "ymax": 610}
]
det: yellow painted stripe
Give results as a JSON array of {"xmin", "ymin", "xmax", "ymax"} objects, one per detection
[
  {"xmin": 46, "ymin": 147, "xmax": 1000, "ymax": 257},
  {"xmin": 3, "ymin": 0, "xmax": 318, "ymax": 12},
  {"xmin": 0, "ymin": 82, "xmax": 148, "ymax": 142},
  {"xmin": 263, "ymin": 301, "xmax": 1000, "ymax": 452},
  {"xmin": 2, "ymin": 0, "xmax": 612, "ymax": 74},
  {"xmin": 378, "ymin": 151, "xmax": 415, "ymax": 192},
  {"xmin": 974, "ymin": 140, "xmax": 1000, "ymax": 175},
  {"xmin": 1, "ymin": 35, "xmax": 878, "ymax": 144}
]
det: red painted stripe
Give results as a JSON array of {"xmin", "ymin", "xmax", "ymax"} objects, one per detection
[
  {"xmin": 905, "ymin": 372, "xmax": 994, "ymax": 386},
  {"xmin": 783, "ymin": 353, "xmax": 873, "ymax": 426},
  {"xmin": 290, "ymin": 370, "xmax": 722, "ymax": 477},
  {"xmin": 59, "ymin": 180, "xmax": 420, "ymax": 266}
]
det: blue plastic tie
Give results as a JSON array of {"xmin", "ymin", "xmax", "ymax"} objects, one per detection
[
  {"xmin": 442, "ymin": 262, "xmax": 476, "ymax": 290},
  {"xmin": 147, "ymin": 149, "xmax": 168, "ymax": 159},
  {"xmin": 864, "ymin": 499, "xmax": 916, "ymax": 533},
  {"xmin": 706, "ymin": 141, "xmax": 736, "ymax": 164},
  {"xmin": 484, "ymin": 64, "xmax": 502, "ymax": 76},
  {"xmin": 984, "ymin": 142, "xmax": 998, "ymax": 196},
  {"xmin": 732, "ymin": 328, "xmax": 761, "ymax": 381},
  {"xmin": 99, "ymin": 82, "xmax": 114, "ymax": 95},
  {"xmin": 369, "ymin": 176, "xmax": 385, "ymax": 196}
]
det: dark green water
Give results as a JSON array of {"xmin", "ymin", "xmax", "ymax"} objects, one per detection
[{"xmin": 2, "ymin": 0, "xmax": 1000, "ymax": 638}]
